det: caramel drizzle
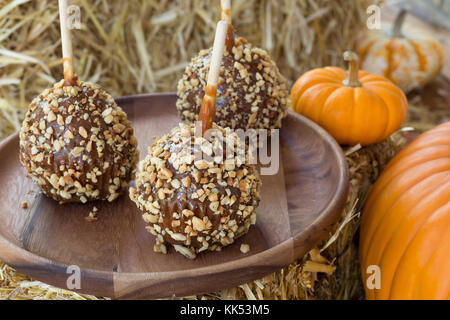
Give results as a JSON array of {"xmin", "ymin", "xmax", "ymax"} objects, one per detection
[
  {"xmin": 220, "ymin": 0, "xmax": 231, "ymax": 24},
  {"xmin": 225, "ymin": 24, "xmax": 235, "ymax": 52},
  {"xmin": 198, "ymin": 84, "xmax": 218, "ymax": 136},
  {"xmin": 221, "ymin": 0, "xmax": 235, "ymax": 50},
  {"xmin": 221, "ymin": 7, "xmax": 231, "ymax": 22},
  {"xmin": 62, "ymin": 57, "xmax": 76, "ymax": 86},
  {"xmin": 196, "ymin": 21, "xmax": 228, "ymax": 136}
]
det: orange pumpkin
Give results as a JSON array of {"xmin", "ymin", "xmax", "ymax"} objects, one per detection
[
  {"xmin": 360, "ymin": 122, "xmax": 450, "ymax": 300},
  {"xmin": 291, "ymin": 51, "xmax": 408, "ymax": 146},
  {"xmin": 357, "ymin": 9, "xmax": 445, "ymax": 93}
]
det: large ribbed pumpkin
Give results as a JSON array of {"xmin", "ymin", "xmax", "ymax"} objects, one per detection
[
  {"xmin": 357, "ymin": 9, "xmax": 445, "ymax": 93},
  {"xmin": 291, "ymin": 51, "xmax": 408, "ymax": 146},
  {"xmin": 360, "ymin": 122, "xmax": 450, "ymax": 300}
]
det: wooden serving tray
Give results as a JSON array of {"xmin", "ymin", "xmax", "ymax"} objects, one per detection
[{"xmin": 0, "ymin": 93, "xmax": 348, "ymax": 299}]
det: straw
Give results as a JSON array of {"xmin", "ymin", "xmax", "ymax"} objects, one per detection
[
  {"xmin": 197, "ymin": 20, "xmax": 227, "ymax": 136},
  {"xmin": 0, "ymin": 0, "xmax": 374, "ymax": 142}
]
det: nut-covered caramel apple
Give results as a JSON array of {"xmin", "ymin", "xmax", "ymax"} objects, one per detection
[
  {"xmin": 129, "ymin": 123, "xmax": 261, "ymax": 259},
  {"xmin": 131, "ymin": 21, "xmax": 262, "ymax": 259},
  {"xmin": 177, "ymin": 38, "xmax": 288, "ymax": 131},
  {"xmin": 176, "ymin": 1, "xmax": 288, "ymax": 131},
  {"xmin": 19, "ymin": 78, "xmax": 139, "ymax": 203},
  {"xmin": 18, "ymin": 0, "xmax": 138, "ymax": 204}
]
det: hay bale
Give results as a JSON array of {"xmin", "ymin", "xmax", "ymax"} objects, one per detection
[
  {"xmin": 0, "ymin": 0, "xmax": 371, "ymax": 140},
  {"xmin": 0, "ymin": 261, "xmax": 105, "ymax": 300}
]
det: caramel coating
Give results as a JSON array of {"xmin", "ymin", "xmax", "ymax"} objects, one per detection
[
  {"xmin": 130, "ymin": 123, "xmax": 261, "ymax": 259},
  {"xmin": 19, "ymin": 78, "xmax": 139, "ymax": 204},
  {"xmin": 176, "ymin": 37, "xmax": 289, "ymax": 131}
]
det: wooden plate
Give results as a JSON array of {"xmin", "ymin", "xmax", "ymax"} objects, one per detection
[{"xmin": 0, "ymin": 93, "xmax": 348, "ymax": 299}]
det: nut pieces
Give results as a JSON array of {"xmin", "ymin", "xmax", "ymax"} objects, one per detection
[
  {"xmin": 19, "ymin": 78, "xmax": 139, "ymax": 204},
  {"xmin": 130, "ymin": 122, "xmax": 261, "ymax": 259}
]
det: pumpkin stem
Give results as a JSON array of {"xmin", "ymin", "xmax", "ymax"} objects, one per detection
[
  {"xmin": 343, "ymin": 51, "xmax": 361, "ymax": 87},
  {"xmin": 392, "ymin": 8, "xmax": 408, "ymax": 38}
]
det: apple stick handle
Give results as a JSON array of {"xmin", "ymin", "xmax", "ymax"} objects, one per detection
[
  {"xmin": 221, "ymin": 0, "xmax": 231, "ymax": 24},
  {"xmin": 197, "ymin": 21, "xmax": 228, "ymax": 136},
  {"xmin": 59, "ymin": 0, "xmax": 75, "ymax": 86}
]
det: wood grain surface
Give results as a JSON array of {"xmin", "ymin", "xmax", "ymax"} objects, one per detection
[{"xmin": 0, "ymin": 93, "xmax": 348, "ymax": 299}]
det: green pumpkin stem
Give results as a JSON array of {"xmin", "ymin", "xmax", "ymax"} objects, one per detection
[
  {"xmin": 392, "ymin": 8, "xmax": 408, "ymax": 38},
  {"xmin": 343, "ymin": 51, "xmax": 361, "ymax": 87}
]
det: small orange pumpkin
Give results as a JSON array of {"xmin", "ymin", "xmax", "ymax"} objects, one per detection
[
  {"xmin": 360, "ymin": 122, "xmax": 450, "ymax": 300},
  {"xmin": 291, "ymin": 51, "xmax": 408, "ymax": 146},
  {"xmin": 357, "ymin": 9, "xmax": 445, "ymax": 92}
]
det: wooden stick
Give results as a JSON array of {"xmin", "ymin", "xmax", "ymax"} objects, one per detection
[
  {"xmin": 220, "ymin": 0, "xmax": 231, "ymax": 24},
  {"xmin": 197, "ymin": 21, "xmax": 228, "ymax": 136},
  {"xmin": 220, "ymin": 0, "xmax": 235, "ymax": 51},
  {"xmin": 59, "ymin": 0, "xmax": 75, "ymax": 86}
]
